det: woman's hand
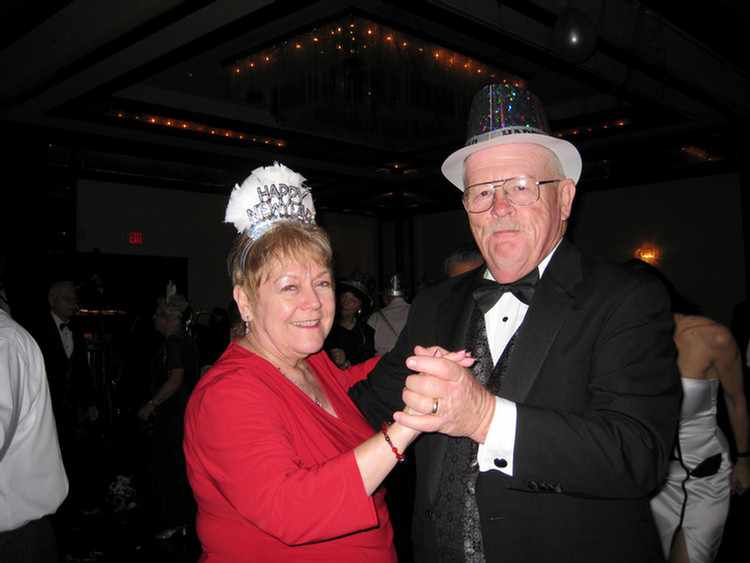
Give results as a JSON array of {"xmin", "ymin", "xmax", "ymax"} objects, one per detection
[
  {"xmin": 732, "ymin": 457, "xmax": 750, "ymax": 495},
  {"xmin": 393, "ymin": 345, "xmax": 495, "ymax": 443},
  {"xmin": 412, "ymin": 345, "xmax": 477, "ymax": 368},
  {"xmin": 137, "ymin": 402, "xmax": 155, "ymax": 421}
]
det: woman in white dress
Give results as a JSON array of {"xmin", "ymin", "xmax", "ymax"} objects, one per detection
[{"xmin": 640, "ymin": 262, "xmax": 750, "ymax": 563}]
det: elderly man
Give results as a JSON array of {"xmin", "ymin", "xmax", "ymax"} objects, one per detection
[
  {"xmin": 32, "ymin": 281, "xmax": 99, "ymax": 432},
  {"xmin": 350, "ymin": 83, "xmax": 681, "ymax": 563},
  {"xmin": 30, "ymin": 280, "xmax": 99, "ymax": 525}
]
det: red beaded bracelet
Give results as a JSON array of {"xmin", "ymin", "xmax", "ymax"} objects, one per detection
[{"xmin": 381, "ymin": 422, "xmax": 405, "ymax": 463}]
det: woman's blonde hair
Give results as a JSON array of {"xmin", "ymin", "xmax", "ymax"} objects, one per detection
[{"xmin": 228, "ymin": 222, "xmax": 333, "ymax": 304}]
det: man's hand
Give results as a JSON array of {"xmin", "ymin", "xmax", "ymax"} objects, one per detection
[{"xmin": 393, "ymin": 345, "xmax": 496, "ymax": 443}]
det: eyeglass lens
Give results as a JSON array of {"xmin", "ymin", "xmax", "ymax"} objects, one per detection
[{"xmin": 464, "ymin": 176, "xmax": 539, "ymax": 212}]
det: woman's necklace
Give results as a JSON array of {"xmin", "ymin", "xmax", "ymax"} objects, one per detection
[
  {"xmin": 272, "ymin": 361, "xmax": 324, "ymax": 409},
  {"xmin": 243, "ymin": 339, "xmax": 325, "ymax": 409}
]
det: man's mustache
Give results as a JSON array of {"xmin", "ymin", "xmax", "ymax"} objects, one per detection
[{"xmin": 487, "ymin": 220, "xmax": 522, "ymax": 232}]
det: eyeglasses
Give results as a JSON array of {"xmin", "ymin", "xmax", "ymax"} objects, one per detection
[{"xmin": 462, "ymin": 175, "xmax": 561, "ymax": 213}]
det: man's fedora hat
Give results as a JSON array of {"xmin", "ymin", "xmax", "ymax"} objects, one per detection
[{"xmin": 441, "ymin": 82, "xmax": 582, "ymax": 191}]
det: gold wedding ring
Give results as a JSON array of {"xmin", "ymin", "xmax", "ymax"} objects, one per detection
[{"xmin": 431, "ymin": 397, "xmax": 439, "ymax": 415}]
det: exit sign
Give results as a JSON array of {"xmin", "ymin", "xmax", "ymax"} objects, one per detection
[{"xmin": 129, "ymin": 232, "xmax": 143, "ymax": 244}]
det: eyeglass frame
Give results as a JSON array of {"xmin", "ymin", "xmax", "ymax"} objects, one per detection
[{"xmin": 462, "ymin": 175, "xmax": 562, "ymax": 213}]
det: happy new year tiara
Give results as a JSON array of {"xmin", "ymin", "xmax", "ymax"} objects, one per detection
[{"xmin": 224, "ymin": 162, "xmax": 316, "ymax": 242}]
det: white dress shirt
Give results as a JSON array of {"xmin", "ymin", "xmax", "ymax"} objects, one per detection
[
  {"xmin": 0, "ymin": 309, "xmax": 68, "ymax": 531},
  {"xmin": 477, "ymin": 241, "xmax": 560, "ymax": 475},
  {"xmin": 51, "ymin": 311, "xmax": 74, "ymax": 358}
]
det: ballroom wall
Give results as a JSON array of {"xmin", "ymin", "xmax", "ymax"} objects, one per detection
[
  {"xmin": 75, "ymin": 172, "xmax": 745, "ymax": 326},
  {"xmin": 568, "ymin": 172, "xmax": 744, "ymax": 326}
]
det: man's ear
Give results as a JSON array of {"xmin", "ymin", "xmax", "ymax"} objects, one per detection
[{"xmin": 559, "ymin": 179, "xmax": 576, "ymax": 221}]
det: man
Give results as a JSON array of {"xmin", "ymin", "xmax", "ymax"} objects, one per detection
[
  {"xmin": 30, "ymin": 281, "xmax": 99, "ymax": 519},
  {"xmin": 350, "ymin": 83, "xmax": 681, "ymax": 563},
  {"xmin": 443, "ymin": 242, "xmax": 485, "ymax": 279},
  {"xmin": 1, "ymin": 308, "xmax": 68, "ymax": 562},
  {"xmin": 368, "ymin": 273, "xmax": 411, "ymax": 355},
  {"xmin": 32, "ymin": 281, "xmax": 99, "ymax": 430}
]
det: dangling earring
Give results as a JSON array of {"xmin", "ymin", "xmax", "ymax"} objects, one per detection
[{"xmin": 243, "ymin": 315, "xmax": 252, "ymax": 334}]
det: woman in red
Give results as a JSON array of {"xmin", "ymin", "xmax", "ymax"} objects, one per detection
[{"xmin": 184, "ymin": 163, "xmax": 447, "ymax": 562}]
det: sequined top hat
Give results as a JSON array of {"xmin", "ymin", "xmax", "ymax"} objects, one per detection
[
  {"xmin": 441, "ymin": 83, "xmax": 582, "ymax": 190},
  {"xmin": 224, "ymin": 162, "xmax": 316, "ymax": 242},
  {"xmin": 338, "ymin": 267, "xmax": 376, "ymax": 308},
  {"xmin": 382, "ymin": 272, "xmax": 407, "ymax": 297}
]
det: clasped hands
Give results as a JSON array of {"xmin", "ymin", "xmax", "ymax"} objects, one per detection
[{"xmin": 392, "ymin": 345, "xmax": 497, "ymax": 444}]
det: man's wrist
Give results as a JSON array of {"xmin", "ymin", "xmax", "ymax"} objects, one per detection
[{"xmin": 470, "ymin": 392, "xmax": 497, "ymax": 444}]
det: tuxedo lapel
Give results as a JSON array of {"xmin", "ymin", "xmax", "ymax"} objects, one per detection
[
  {"xmin": 46, "ymin": 313, "xmax": 67, "ymax": 359},
  {"xmin": 500, "ymin": 239, "xmax": 582, "ymax": 403}
]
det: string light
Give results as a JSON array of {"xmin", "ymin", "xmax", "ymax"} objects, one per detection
[
  {"xmin": 226, "ymin": 14, "xmax": 510, "ymax": 143},
  {"xmin": 230, "ymin": 15, "xmax": 502, "ymax": 79},
  {"xmin": 108, "ymin": 110, "xmax": 285, "ymax": 147}
]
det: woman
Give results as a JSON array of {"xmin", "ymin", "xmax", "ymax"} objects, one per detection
[
  {"xmin": 325, "ymin": 267, "xmax": 376, "ymax": 369},
  {"xmin": 137, "ymin": 292, "xmax": 199, "ymax": 539},
  {"xmin": 637, "ymin": 262, "xmax": 750, "ymax": 563},
  {"xmin": 183, "ymin": 163, "xmax": 461, "ymax": 562}
]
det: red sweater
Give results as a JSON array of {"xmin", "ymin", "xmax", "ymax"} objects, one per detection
[{"xmin": 184, "ymin": 343, "xmax": 395, "ymax": 562}]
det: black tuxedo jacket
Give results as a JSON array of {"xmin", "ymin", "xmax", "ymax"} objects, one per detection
[
  {"xmin": 31, "ymin": 312, "xmax": 95, "ymax": 420},
  {"xmin": 351, "ymin": 239, "xmax": 681, "ymax": 563}
]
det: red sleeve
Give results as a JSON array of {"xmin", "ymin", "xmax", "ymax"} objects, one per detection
[
  {"xmin": 314, "ymin": 353, "xmax": 381, "ymax": 389},
  {"xmin": 186, "ymin": 364, "xmax": 380, "ymax": 545}
]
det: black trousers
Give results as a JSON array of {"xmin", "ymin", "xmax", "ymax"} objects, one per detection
[{"xmin": 0, "ymin": 517, "xmax": 58, "ymax": 563}]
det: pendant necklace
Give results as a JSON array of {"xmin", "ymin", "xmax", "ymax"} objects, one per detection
[
  {"xmin": 273, "ymin": 361, "xmax": 324, "ymax": 409},
  {"xmin": 245, "ymin": 339, "xmax": 325, "ymax": 409}
]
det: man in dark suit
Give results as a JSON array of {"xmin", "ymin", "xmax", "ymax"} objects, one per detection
[
  {"xmin": 31, "ymin": 280, "xmax": 99, "ymax": 521},
  {"xmin": 33, "ymin": 280, "xmax": 98, "ymax": 430},
  {"xmin": 350, "ymin": 84, "xmax": 681, "ymax": 563}
]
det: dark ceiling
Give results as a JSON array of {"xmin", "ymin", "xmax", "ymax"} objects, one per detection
[{"xmin": 2, "ymin": 0, "xmax": 749, "ymax": 218}]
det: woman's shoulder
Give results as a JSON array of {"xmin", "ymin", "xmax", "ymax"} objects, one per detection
[
  {"xmin": 676, "ymin": 315, "xmax": 732, "ymax": 347},
  {"xmin": 195, "ymin": 342, "xmax": 270, "ymax": 391}
]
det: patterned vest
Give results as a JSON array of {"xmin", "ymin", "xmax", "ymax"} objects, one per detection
[{"xmin": 433, "ymin": 306, "xmax": 518, "ymax": 563}]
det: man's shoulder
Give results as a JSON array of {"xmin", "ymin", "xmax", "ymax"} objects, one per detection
[
  {"xmin": 549, "ymin": 242, "xmax": 638, "ymax": 288},
  {"xmin": 414, "ymin": 271, "xmax": 476, "ymax": 303}
]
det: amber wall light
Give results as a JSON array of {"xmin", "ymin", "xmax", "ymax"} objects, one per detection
[{"xmin": 634, "ymin": 247, "xmax": 660, "ymax": 264}]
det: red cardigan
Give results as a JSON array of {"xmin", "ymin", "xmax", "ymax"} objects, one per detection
[{"xmin": 184, "ymin": 342, "xmax": 395, "ymax": 562}]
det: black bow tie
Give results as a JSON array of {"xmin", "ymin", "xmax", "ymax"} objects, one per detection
[
  {"xmin": 472, "ymin": 269, "xmax": 539, "ymax": 313},
  {"xmin": 60, "ymin": 322, "xmax": 71, "ymax": 331}
]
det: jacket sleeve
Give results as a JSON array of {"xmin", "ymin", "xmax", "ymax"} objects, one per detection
[{"xmin": 509, "ymin": 272, "xmax": 681, "ymax": 498}]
